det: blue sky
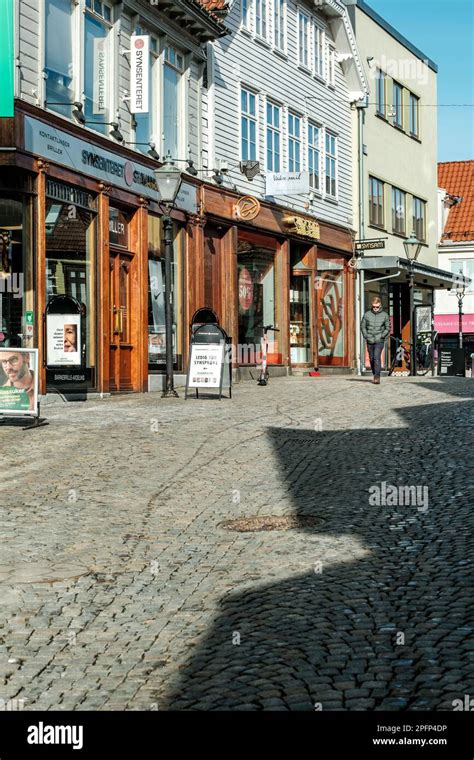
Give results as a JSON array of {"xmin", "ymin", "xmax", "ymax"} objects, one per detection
[{"xmin": 365, "ymin": 0, "xmax": 474, "ymax": 162}]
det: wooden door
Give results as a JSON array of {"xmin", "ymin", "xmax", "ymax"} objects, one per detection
[{"xmin": 109, "ymin": 252, "xmax": 133, "ymax": 391}]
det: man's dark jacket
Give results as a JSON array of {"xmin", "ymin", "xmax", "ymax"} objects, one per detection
[{"xmin": 361, "ymin": 308, "xmax": 390, "ymax": 345}]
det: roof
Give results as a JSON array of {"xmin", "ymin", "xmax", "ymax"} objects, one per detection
[
  {"xmin": 438, "ymin": 161, "xmax": 474, "ymax": 242},
  {"xmin": 360, "ymin": 255, "xmax": 471, "ymax": 290},
  {"xmin": 351, "ymin": 1, "xmax": 438, "ymax": 73}
]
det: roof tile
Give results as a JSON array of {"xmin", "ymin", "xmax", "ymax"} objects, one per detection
[{"xmin": 438, "ymin": 160, "xmax": 474, "ymax": 242}]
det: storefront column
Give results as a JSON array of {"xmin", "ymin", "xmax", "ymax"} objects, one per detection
[
  {"xmin": 36, "ymin": 161, "xmax": 48, "ymax": 396},
  {"xmin": 133, "ymin": 199, "xmax": 149, "ymax": 392},
  {"xmin": 276, "ymin": 238, "xmax": 290, "ymax": 367},
  {"xmin": 185, "ymin": 214, "xmax": 206, "ymax": 360},
  {"xmin": 220, "ymin": 225, "xmax": 238, "ymax": 358},
  {"xmin": 97, "ymin": 185, "xmax": 110, "ymax": 393}
]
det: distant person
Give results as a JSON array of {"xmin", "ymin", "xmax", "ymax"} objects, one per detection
[
  {"xmin": 361, "ymin": 296, "xmax": 390, "ymax": 384},
  {"xmin": 0, "ymin": 349, "xmax": 35, "ymax": 409}
]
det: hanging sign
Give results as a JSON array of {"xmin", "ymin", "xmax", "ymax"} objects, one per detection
[
  {"xmin": 0, "ymin": 348, "xmax": 39, "ymax": 416},
  {"xmin": 92, "ymin": 38, "xmax": 108, "ymax": 114},
  {"xmin": 266, "ymin": 171, "xmax": 310, "ymax": 197},
  {"xmin": 130, "ymin": 35, "xmax": 149, "ymax": 114}
]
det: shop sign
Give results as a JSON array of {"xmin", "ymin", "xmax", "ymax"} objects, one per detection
[
  {"xmin": 24, "ymin": 116, "xmax": 160, "ymax": 199},
  {"xmin": 233, "ymin": 196, "xmax": 261, "ymax": 221},
  {"xmin": 130, "ymin": 36, "xmax": 149, "ymax": 114},
  {"xmin": 354, "ymin": 239, "xmax": 386, "ymax": 251},
  {"xmin": 266, "ymin": 171, "xmax": 310, "ymax": 197},
  {"xmin": 239, "ymin": 267, "xmax": 253, "ymax": 311},
  {"xmin": 0, "ymin": 347, "xmax": 39, "ymax": 416},
  {"xmin": 92, "ymin": 38, "xmax": 108, "ymax": 115},
  {"xmin": 284, "ymin": 215, "xmax": 320, "ymax": 240},
  {"xmin": 175, "ymin": 183, "xmax": 198, "ymax": 215},
  {"xmin": 109, "ymin": 207, "xmax": 129, "ymax": 248}
]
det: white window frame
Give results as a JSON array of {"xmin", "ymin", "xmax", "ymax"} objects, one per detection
[
  {"xmin": 297, "ymin": 9, "xmax": 310, "ymax": 70},
  {"xmin": 255, "ymin": 0, "xmax": 269, "ymax": 40},
  {"xmin": 326, "ymin": 42, "xmax": 335, "ymax": 87},
  {"xmin": 240, "ymin": 85, "xmax": 259, "ymax": 162},
  {"xmin": 161, "ymin": 43, "xmax": 186, "ymax": 160},
  {"xmin": 307, "ymin": 120, "xmax": 321, "ymax": 192},
  {"xmin": 314, "ymin": 22, "xmax": 325, "ymax": 79},
  {"xmin": 273, "ymin": 0, "xmax": 286, "ymax": 53},
  {"xmin": 324, "ymin": 130, "xmax": 338, "ymax": 199},
  {"xmin": 241, "ymin": 0, "xmax": 252, "ymax": 30},
  {"xmin": 288, "ymin": 112, "xmax": 302, "ymax": 172},
  {"xmin": 266, "ymin": 100, "xmax": 281, "ymax": 172}
]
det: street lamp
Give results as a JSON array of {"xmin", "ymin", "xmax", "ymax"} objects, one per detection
[
  {"xmin": 455, "ymin": 271, "xmax": 466, "ymax": 349},
  {"xmin": 154, "ymin": 154, "xmax": 182, "ymax": 398},
  {"xmin": 403, "ymin": 231, "xmax": 423, "ymax": 376}
]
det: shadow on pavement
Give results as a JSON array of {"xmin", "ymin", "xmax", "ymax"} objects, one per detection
[{"xmin": 164, "ymin": 396, "xmax": 473, "ymax": 711}]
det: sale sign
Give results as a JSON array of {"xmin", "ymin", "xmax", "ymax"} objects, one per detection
[{"xmin": 239, "ymin": 267, "xmax": 253, "ymax": 311}]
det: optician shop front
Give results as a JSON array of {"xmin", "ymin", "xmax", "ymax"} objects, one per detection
[{"xmin": 0, "ymin": 103, "xmax": 199, "ymax": 396}]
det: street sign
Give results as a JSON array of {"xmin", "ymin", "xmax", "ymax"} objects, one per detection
[{"xmin": 354, "ymin": 239, "xmax": 386, "ymax": 251}]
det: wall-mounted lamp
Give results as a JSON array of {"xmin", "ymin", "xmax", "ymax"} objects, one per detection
[{"xmin": 84, "ymin": 121, "xmax": 124, "ymax": 142}]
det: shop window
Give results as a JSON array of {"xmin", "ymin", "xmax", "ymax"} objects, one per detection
[
  {"xmin": 45, "ymin": 0, "xmax": 76, "ymax": 116},
  {"xmin": 163, "ymin": 46, "xmax": 184, "ymax": 160},
  {"xmin": 317, "ymin": 256, "xmax": 345, "ymax": 364},
  {"xmin": 147, "ymin": 215, "xmax": 183, "ymax": 371},
  {"xmin": 84, "ymin": 2, "xmax": 113, "ymax": 135},
  {"xmin": 45, "ymin": 183, "xmax": 97, "ymax": 372},
  {"xmin": 0, "ymin": 196, "xmax": 34, "ymax": 349},
  {"xmin": 237, "ymin": 241, "xmax": 280, "ymax": 364}
]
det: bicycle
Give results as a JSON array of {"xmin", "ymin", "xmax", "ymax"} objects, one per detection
[
  {"xmin": 258, "ymin": 325, "xmax": 280, "ymax": 386},
  {"xmin": 388, "ymin": 336, "xmax": 433, "ymax": 377}
]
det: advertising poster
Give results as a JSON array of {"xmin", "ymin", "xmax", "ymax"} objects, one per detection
[
  {"xmin": 46, "ymin": 313, "xmax": 81, "ymax": 367},
  {"xmin": 0, "ymin": 347, "xmax": 39, "ymax": 416},
  {"xmin": 187, "ymin": 344, "xmax": 224, "ymax": 388}
]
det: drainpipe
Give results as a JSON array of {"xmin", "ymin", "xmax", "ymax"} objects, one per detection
[{"xmin": 355, "ymin": 100, "xmax": 367, "ymax": 375}]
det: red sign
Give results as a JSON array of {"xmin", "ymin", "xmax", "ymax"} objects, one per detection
[
  {"xmin": 239, "ymin": 267, "xmax": 253, "ymax": 311},
  {"xmin": 435, "ymin": 313, "xmax": 474, "ymax": 333}
]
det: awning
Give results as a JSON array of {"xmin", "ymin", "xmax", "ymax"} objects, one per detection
[{"xmin": 360, "ymin": 255, "xmax": 472, "ymax": 290}]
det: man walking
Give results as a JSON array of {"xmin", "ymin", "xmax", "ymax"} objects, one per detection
[{"xmin": 361, "ymin": 296, "xmax": 390, "ymax": 384}]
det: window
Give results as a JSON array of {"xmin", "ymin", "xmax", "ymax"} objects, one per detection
[
  {"xmin": 412, "ymin": 197, "xmax": 426, "ymax": 241},
  {"xmin": 255, "ymin": 0, "xmax": 268, "ymax": 38},
  {"xmin": 133, "ymin": 28, "xmax": 159, "ymax": 154},
  {"xmin": 163, "ymin": 46, "xmax": 184, "ymax": 159},
  {"xmin": 409, "ymin": 93, "xmax": 419, "ymax": 137},
  {"xmin": 375, "ymin": 69, "xmax": 385, "ymax": 117},
  {"xmin": 308, "ymin": 122, "xmax": 320, "ymax": 190},
  {"xmin": 45, "ymin": 0, "xmax": 75, "ymax": 116},
  {"xmin": 392, "ymin": 187, "xmax": 406, "ymax": 234},
  {"xmin": 242, "ymin": 0, "xmax": 251, "ymax": 29},
  {"xmin": 288, "ymin": 113, "xmax": 301, "ymax": 172},
  {"xmin": 392, "ymin": 81, "xmax": 403, "ymax": 128},
  {"xmin": 273, "ymin": 0, "xmax": 285, "ymax": 51},
  {"xmin": 314, "ymin": 24, "xmax": 324, "ymax": 78},
  {"xmin": 325, "ymin": 132, "xmax": 337, "ymax": 197},
  {"xmin": 326, "ymin": 44, "xmax": 335, "ymax": 86},
  {"xmin": 369, "ymin": 177, "xmax": 384, "ymax": 227},
  {"xmin": 84, "ymin": 0, "xmax": 113, "ymax": 134},
  {"xmin": 298, "ymin": 10, "xmax": 310, "ymax": 68},
  {"xmin": 266, "ymin": 101, "xmax": 281, "ymax": 171},
  {"xmin": 450, "ymin": 259, "xmax": 474, "ymax": 293},
  {"xmin": 241, "ymin": 87, "xmax": 257, "ymax": 161}
]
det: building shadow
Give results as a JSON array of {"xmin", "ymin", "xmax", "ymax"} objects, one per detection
[{"xmin": 163, "ymin": 397, "xmax": 473, "ymax": 710}]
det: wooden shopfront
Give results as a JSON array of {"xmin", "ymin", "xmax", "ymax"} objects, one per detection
[{"xmin": 191, "ymin": 184, "xmax": 356, "ymax": 373}]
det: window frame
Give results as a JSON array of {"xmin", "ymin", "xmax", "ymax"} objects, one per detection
[
  {"xmin": 240, "ymin": 85, "xmax": 258, "ymax": 162},
  {"xmin": 392, "ymin": 80, "xmax": 403, "ymax": 128},
  {"xmin": 43, "ymin": 0, "xmax": 78, "ymax": 115},
  {"xmin": 297, "ymin": 8, "xmax": 310, "ymax": 70},
  {"xmin": 132, "ymin": 26, "xmax": 160, "ymax": 153},
  {"xmin": 324, "ymin": 130, "xmax": 337, "ymax": 199},
  {"xmin": 266, "ymin": 100, "xmax": 281, "ymax": 172},
  {"xmin": 288, "ymin": 111, "xmax": 302, "ymax": 172},
  {"xmin": 412, "ymin": 196, "xmax": 426, "ymax": 242},
  {"xmin": 375, "ymin": 69, "xmax": 386, "ymax": 117},
  {"xmin": 409, "ymin": 92, "xmax": 419, "ymax": 138},
  {"xmin": 314, "ymin": 22, "xmax": 325, "ymax": 79},
  {"xmin": 83, "ymin": 0, "xmax": 115, "ymax": 135},
  {"xmin": 162, "ymin": 43, "xmax": 186, "ymax": 160},
  {"xmin": 241, "ymin": 0, "xmax": 252, "ymax": 30},
  {"xmin": 392, "ymin": 186, "xmax": 406, "ymax": 235},
  {"xmin": 255, "ymin": 0, "xmax": 269, "ymax": 40},
  {"xmin": 273, "ymin": 0, "xmax": 286, "ymax": 52},
  {"xmin": 307, "ymin": 121, "xmax": 321, "ymax": 192},
  {"xmin": 369, "ymin": 176, "xmax": 385, "ymax": 229}
]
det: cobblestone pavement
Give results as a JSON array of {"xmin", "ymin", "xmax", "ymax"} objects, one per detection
[{"xmin": 0, "ymin": 375, "xmax": 473, "ymax": 711}]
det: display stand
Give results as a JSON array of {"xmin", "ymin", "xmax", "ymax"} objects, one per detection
[{"xmin": 185, "ymin": 323, "xmax": 232, "ymax": 400}]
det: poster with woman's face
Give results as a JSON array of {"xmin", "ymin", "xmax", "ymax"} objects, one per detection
[
  {"xmin": 46, "ymin": 314, "xmax": 81, "ymax": 366},
  {"xmin": 0, "ymin": 348, "xmax": 38, "ymax": 415}
]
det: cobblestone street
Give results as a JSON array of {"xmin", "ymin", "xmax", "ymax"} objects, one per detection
[{"xmin": 0, "ymin": 375, "xmax": 473, "ymax": 711}]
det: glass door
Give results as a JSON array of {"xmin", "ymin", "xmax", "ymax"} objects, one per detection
[{"xmin": 290, "ymin": 273, "xmax": 312, "ymax": 364}]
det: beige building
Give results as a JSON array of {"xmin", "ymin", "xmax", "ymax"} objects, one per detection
[{"xmin": 343, "ymin": 0, "xmax": 461, "ymax": 372}]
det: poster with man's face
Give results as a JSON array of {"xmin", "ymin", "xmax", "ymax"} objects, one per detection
[
  {"xmin": 46, "ymin": 314, "xmax": 81, "ymax": 366},
  {"xmin": 0, "ymin": 348, "xmax": 39, "ymax": 415}
]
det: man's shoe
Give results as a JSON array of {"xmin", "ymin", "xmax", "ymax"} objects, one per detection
[{"xmin": 374, "ymin": 376, "xmax": 380, "ymax": 384}]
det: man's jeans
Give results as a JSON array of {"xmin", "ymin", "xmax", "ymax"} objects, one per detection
[{"xmin": 367, "ymin": 342, "xmax": 384, "ymax": 378}]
